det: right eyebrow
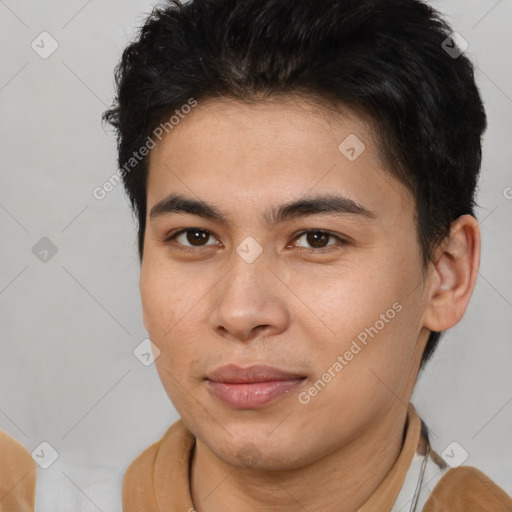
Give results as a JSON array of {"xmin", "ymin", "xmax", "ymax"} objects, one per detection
[{"xmin": 149, "ymin": 193, "xmax": 232, "ymax": 227}]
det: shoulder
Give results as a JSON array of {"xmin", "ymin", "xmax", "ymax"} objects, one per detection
[
  {"xmin": 424, "ymin": 465, "xmax": 512, "ymax": 511},
  {"xmin": 122, "ymin": 435, "xmax": 162, "ymax": 510},
  {"xmin": 122, "ymin": 419, "xmax": 193, "ymax": 511},
  {"xmin": 0, "ymin": 430, "xmax": 36, "ymax": 512}
]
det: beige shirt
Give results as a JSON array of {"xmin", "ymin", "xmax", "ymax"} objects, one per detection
[
  {"xmin": 0, "ymin": 430, "xmax": 36, "ymax": 512},
  {"xmin": 122, "ymin": 404, "xmax": 512, "ymax": 511}
]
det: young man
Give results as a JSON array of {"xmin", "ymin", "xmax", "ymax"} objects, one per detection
[{"xmin": 103, "ymin": 0, "xmax": 512, "ymax": 510}]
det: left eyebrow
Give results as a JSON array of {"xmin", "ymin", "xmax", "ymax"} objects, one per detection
[
  {"xmin": 264, "ymin": 194, "xmax": 377, "ymax": 225},
  {"xmin": 149, "ymin": 192, "xmax": 376, "ymax": 227}
]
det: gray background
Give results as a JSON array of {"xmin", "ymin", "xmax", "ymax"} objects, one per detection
[{"xmin": 0, "ymin": 0, "xmax": 511, "ymax": 510}]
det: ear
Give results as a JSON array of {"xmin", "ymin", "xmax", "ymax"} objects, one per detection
[{"xmin": 422, "ymin": 214, "xmax": 480, "ymax": 332}]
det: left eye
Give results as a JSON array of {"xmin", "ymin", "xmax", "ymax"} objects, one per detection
[{"xmin": 293, "ymin": 230, "xmax": 341, "ymax": 250}]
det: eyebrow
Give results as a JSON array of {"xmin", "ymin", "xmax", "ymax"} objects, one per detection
[{"xmin": 149, "ymin": 192, "xmax": 376, "ymax": 227}]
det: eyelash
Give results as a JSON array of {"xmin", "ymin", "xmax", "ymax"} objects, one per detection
[{"xmin": 162, "ymin": 228, "xmax": 349, "ymax": 254}]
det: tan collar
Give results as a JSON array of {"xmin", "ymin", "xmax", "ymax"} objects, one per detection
[{"xmin": 123, "ymin": 403, "xmax": 423, "ymax": 511}]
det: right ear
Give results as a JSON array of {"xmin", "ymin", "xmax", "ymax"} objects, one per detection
[{"xmin": 421, "ymin": 214, "xmax": 480, "ymax": 333}]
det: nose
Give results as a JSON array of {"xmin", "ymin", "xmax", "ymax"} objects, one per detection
[{"xmin": 211, "ymin": 251, "xmax": 290, "ymax": 343}]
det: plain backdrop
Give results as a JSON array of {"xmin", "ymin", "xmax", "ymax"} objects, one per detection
[{"xmin": 0, "ymin": 0, "xmax": 511, "ymax": 510}]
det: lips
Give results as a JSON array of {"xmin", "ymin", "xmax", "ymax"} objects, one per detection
[
  {"xmin": 205, "ymin": 364, "xmax": 307, "ymax": 409},
  {"xmin": 206, "ymin": 364, "xmax": 306, "ymax": 383}
]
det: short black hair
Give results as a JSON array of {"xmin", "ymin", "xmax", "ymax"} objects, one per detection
[{"xmin": 103, "ymin": 0, "xmax": 487, "ymax": 367}]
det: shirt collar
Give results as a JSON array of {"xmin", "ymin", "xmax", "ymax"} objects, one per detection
[
  {"xmin": 358, "ymin": 403, "xmax": 423, "ymax": 511},
  {"xmin": 124, "ymin": 403, "xmax": 426, "ymax": 512}
]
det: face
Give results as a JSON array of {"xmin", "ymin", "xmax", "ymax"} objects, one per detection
[{"xmin": 140, "ymin": 95, "xmax": 431, "ymax": 470}]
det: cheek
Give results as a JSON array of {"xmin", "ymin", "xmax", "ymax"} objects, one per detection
[
  {"xmin": 141, "ymin": 270, "xmax": 200, "ymax": 409},
  {"xmin": 295, "ymin": 302, "xmax": 417, "ymax": 441},
  {"xmin": 340, "ymin": 269, "xmax": 423, "ymax": 379},
  {"xmin": 286, "ymin": 263, "xmax": 397, "ymax": 346},
  {"xmin": 140, "ymin": 257, "xmax": 197, "ymax": 338},
  {"xmin": 140, "ymin": 261, "xmax": 206, "ymax": 391},
  {"xmin": 290, "ymin": 255, "xmax": 423, "ymax": 403}
]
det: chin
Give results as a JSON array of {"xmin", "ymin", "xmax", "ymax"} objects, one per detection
[{"xmin": 204, "ymin": 431, "xmax": 312, "ymax": 471}]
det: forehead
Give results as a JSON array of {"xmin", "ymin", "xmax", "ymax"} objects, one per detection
[
  {"xmin": 146, "ymin": 95, "xmax": 413, "ymax": 222},
  {"xmin": 149, "ymin": 95, "xmax": 378, "ymax": 167}
]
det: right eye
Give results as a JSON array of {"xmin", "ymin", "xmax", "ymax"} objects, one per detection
[{"xmin": 164, "ymin": 228, "xmax": 220, "ymax": 249}]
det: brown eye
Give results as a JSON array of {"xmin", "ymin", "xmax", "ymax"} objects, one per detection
[
  {"xmin": 172, "ymin": 229, "xmax": 218, "ymax": 247},
  {"xmin": 295, "ymin": 230, "xmax": 338, "ymax": 249}
]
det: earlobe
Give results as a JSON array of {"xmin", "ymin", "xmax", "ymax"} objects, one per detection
[{"xmin": 422, "ymin": 215, "xmax": 481, "ymax": 332}]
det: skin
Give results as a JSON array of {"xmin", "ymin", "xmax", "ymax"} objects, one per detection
[{"xmin": 140, "ymin": 95, "xmax": 480, "ymax": 512}]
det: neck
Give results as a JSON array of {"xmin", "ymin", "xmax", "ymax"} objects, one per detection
[{"xmin": 190, "ymin": 402, "xmax": 409, "ymax": 512}]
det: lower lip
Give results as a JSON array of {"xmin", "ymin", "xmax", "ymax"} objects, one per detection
[{"xmin": 206, "ymin": 378, "xmax": 305, "ymax": 409}]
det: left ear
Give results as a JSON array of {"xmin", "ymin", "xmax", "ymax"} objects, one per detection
[{"xmin": 422, "ymin": 214, "xmax": 481, "ymax": 332}]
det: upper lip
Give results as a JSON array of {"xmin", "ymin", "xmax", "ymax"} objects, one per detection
[{"xmin": 206, "ymin": 364, "xmax": 306, "ymax": 383}]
